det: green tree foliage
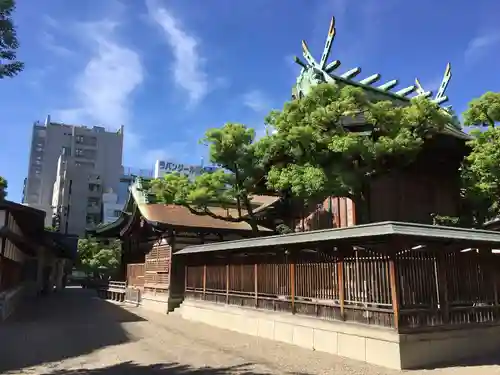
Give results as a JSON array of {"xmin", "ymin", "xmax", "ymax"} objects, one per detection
[
  {"xmin": 0, "ymin": 0, "xmax": 24, "ymax": 79},
  {"xmin": 261, "ymin": 83, "xmax": 452, "ymax": 222},
  {"xmin": 152, "ymin": 83, "xmax": 452, "ymax": 228},
  {"xmin": 0, "ymin": 176, "xmax": 7, "ymax": 200},
  {"xmin": 77, "ymin": 237, "xmax": 121, "ymax": 277},
  {"xmin": 463, "ymin": 92, "xmax": 500, "ymax": 128},
  {"xmin": 460, "ymin": 94, "xmax": 500, "ymax": 226},
  {"xmin": 151, "ymin": 123, "xmax": 265, "ymax": 232}
]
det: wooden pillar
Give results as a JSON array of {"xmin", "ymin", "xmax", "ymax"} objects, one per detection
[
  {"xmin": 388, "ymin": 255, "xmax": 400, "ymax": 330},
  {"xmin": 225, "ymin": 264, "xmax": 229, "ymax": 304},
  {"xmin": 202, "ymin": 264, "xmax": 207, "ymax": 299},
  {"xmin": 435, "ymin": 251, "xmax": 449, "ymax": 324},
  {"xmin": 337, "ymin": 253, "xmax": 345, "ymax": 320},
  {"xmin": 254, "ymin": 263, "xmax": 258, "ymax": 307},
  {"xmin": 479, "ymin": 248, "xmax": 497, "ymax": 306},
  {"xmin": 290, "ymin": 259, "xmax": 296, "ymax": 314}
]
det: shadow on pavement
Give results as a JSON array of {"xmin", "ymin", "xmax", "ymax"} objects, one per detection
[
  {"xmin": 40, "ymin": 361, "xmax": 298, "ymax": 375},
  {"xmin": 0, "ymin": 287, "xmax": 145, "ymax": 374}
]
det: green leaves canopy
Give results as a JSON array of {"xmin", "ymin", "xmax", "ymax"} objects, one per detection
[
  {"xmin": 460, "ymin": 93, "xmax": 500, "ymax": 225},
  {"xmin": 463, "ymin": 92, "xmax": 500, "ymax": 128},
  {"xmin": 0, "ymin": 176, "xmax": 7, "ymax": 200},
  {"xmin": 262, "ymin": 84, "xmax": 451, "ymax": 208},
  {"xmin": 0, "ymin": 0, "xmax": 24, "ymax": 79},
  {"xmin": 151, "ymin": 123, "xmax": 265, "ymax": 231},
  {"xmin": 151, "ymin": 83, "xmax": 452, "ymax": 227},
  {"xmin": 77, "ymin": 238, "xmax": 121, "ymax": 275}
]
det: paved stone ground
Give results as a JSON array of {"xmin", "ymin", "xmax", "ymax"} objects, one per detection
[{"xmin": 1, "ymin": 287, "xmax": 500, "ymax": 375}]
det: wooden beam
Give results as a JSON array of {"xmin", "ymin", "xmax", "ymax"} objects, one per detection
[
  {"xmin": 436, "ymin": 251, "xmax": 449, "ymax": 325},
  {"xmin": 337, "ymin": 253, "xmax": 345, "ymax": 320},
  {"xmin": 290, "ymin": 261, "xmax": 296, "ymax": 314},
  {"xmin": 389, "ymin": 255, "xmax": 400, "ymax": 330},
  {"xmin": 226, "ymin": 264, "xmax": 229, "ymax": 304},
  {"xmin": 254, "ymin": 263, "xmax": 258, "ymax": 307},
  {"xmin": 202, "ymin": 264, "xmax": 207, "ymax": 299}
]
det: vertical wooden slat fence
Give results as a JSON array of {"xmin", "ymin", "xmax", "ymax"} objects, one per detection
[
  {"xmin": 185, "ymin": 245, "xmax": 500, "ymax": 332},
  {"xmin": 185, "ymin": 250, "xmax": 395, "ymax": 328}
]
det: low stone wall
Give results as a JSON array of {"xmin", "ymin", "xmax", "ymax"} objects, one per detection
[
  {"xmin": 0, "ymin": 284, "xmax": 30, "ymax": 321},
  {"xmin": 176, "ymin": 299, "xmax": 500, "ymax": 370}
]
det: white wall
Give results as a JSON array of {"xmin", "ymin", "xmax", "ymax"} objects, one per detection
[{"xmin": 102, "ymin": 191, "xmax": 123, "ymax": 224}]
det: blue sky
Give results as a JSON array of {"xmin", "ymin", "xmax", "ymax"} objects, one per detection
[{"xmin": 1, "ymin": 0, "xmax": 499, "ymax": 203}]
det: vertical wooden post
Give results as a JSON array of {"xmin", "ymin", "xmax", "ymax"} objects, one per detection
[
  {"xmin": 436, "ymin": 251, "xmax": 449, "ymax": 324},
  {"xmin": 337, "ymin": 253, "xmax": 345, "ymax": 320},
  {"xmin": 480, "ymin": 248, "xmax": 498, "ymax": 306},
  {"xmin": 493, "ymin": 258, "xmax": 499, "ymax": 307},
  {"xmin": 184, "ymin": 265, "xmax": 188, "ymax": 291},
  {"xmin": 202, "ymin": 264, "xmax": 207, "ymax": 299},
  {"xmin": 290, "ymin": 261, "xmax": 296, "ymax": 314},
  {"xmin": 388, "ymin": 255, "xmax": 400, "ymax": 330},
  {"xmin": 226, "ymin": 264, "xmax": 229, "ymax": 304},
  {"xmin": 254, "ymin": 263, "xmax": 258, "ymax": 307}
]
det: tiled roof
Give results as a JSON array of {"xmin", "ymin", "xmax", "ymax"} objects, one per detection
[{"xmin": 138, "ymin": 204, "xmax": 272, "ymax": 232}]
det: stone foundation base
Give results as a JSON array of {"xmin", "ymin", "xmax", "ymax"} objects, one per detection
[
  {"xmin": 176, "ymin": 299, "xmax": 500, "ymax": 370},
  {"xmin": 136, "ymin": 292, "xmax": 183, "ymax": 314}
]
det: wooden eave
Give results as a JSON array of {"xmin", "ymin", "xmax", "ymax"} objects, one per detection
[{"xmin": 175, "ymin": 221, "xmax": 500, "ymax": 256}]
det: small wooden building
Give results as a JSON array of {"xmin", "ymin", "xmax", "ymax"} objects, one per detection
[
  {"xmin": 175, "ymin": 222, "xmax": 500, "ymax": 370},
  {"xmin": 89, "ymin": 178, "xmax": 275, "ymax": 311},
  {"xmin": 290, "ymin": 130, "xmax": 470, "ymax": 231},
  {"xmin": 0, "ymin": 200, "xmax": 75, "ymax": 320}
]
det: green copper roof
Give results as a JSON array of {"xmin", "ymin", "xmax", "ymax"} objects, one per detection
[{"xmin": 293, "ymin": 16, "xmax": 470, "ymax": 140}]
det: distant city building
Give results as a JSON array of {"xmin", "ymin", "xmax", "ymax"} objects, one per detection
[
  {"xmin": 153, "ymin": 160, "xmax": 218, "ymax": 180},
  {"xmin": 23, "ymin": 115, "xmax": 124, "ymax": 235},
  {"xmin": 101, "ymin": 171, "xmax": 153, "ymax": 224}
]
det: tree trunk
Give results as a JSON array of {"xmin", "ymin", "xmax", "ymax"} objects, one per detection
[
  {"xmin": 353, "ymin": 192, "xmax": 370, "ymax": 225},
  {"xmin": 242, "ymin": 195, "xmax": 260, "ymax": 236}
]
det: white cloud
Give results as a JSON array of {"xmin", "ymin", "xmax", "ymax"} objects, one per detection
[
  {"xmin": 145, "ymin": 0, "xmax": 209, "ymax": 105},
  {"xmin": 41, "ymin": 31, "xmax": 74, "ymax": 57},
  {"xmin": 54, "ymin": 20, "xmax": 144, "ymax": 151},
  {"xmin": 243, "ymin": 90, "xmax": 272, "ymax": 113},
  {"xmin": 465, "ymin": 32, "xmax": 500, "ymax": 62}
]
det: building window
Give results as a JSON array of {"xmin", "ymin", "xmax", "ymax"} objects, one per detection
[
  {"xmin": 87, "ymin": 197, "xmax": 100, "ymax": 208},
  {"xmin": 88, "ymin": 183, "xmax": 100, "ymax": 193},
  {"xmin": 75, "ymin": 148, "xmax": 84, "ymax": 157},
  {"xmin": 75, "ymin": 161, "xmax": 95, "ymax": 169},
  {"xmin": 113, "ymin": 210, "xmax": 121, "ymax": 217}
]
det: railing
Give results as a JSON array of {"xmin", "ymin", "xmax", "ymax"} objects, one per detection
[
  {"xmin": 186, "ymin": 248, "xmax": 500, "ymax": 333},
  {"xmin": 108, "ymin": 281, "xmax": 127, "ymax": 291},
  {"xmin": 185, "ymin": 252, "xmax": 396, "ymax": 329},
  {"xmin": 96, "ymin": 280, "xmax": 141, "ymax": 305}
]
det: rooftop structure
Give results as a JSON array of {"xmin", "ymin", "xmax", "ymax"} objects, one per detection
[{"xmin": 292, "ymin": 16, "xmax": 465, "ymax": 137}]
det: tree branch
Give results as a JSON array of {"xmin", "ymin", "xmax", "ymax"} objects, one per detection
[{"xmin": 182, "ymin": 203, "xmax": 248, "ymax": 223}]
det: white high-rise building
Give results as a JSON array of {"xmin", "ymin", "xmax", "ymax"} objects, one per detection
[{"xmin": 23, "ymin": 115, "xmax": 124, "ymax": 235}]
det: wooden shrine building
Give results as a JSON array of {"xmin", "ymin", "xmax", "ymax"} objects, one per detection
[
  {"xmin": 89, "ymin": 178, "xmax": 276, "ymax": 311},
  {"xmin": 278, "ymin": 16, "xmax": 473, "ymax": 231},
  {"xmin": 175, "ymin": 222, "xmax": 500, "ymax": 370}
]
